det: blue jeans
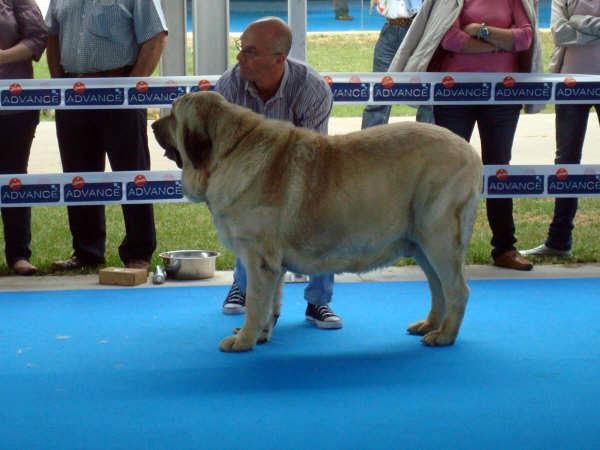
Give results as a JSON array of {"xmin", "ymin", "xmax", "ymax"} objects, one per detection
[
  {"xmin": 361, "ymin": 22, "xmax": 435, "ymax": 129},
  {"xmin": 434, "ymin": 104, "xmax": 522, "ymax": 258},
  {"xmin": 546, "ymin": 104, "xmax": 600, "ymax": 251},
  {"xmin": 234, "ymin": 258, "xmax": 334, "ymax": 306}
]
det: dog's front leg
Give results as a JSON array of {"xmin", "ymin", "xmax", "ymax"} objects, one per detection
[{"xmin": 219, "ymin": 255, "xmax": 282, "ymax": 352}]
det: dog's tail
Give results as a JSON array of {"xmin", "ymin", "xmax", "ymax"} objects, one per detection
[{"xmin": 455, "ymin": 154, "xmax": 483, "ymax": 259}]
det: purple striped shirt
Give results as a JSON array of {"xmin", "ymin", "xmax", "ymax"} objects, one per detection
[{"xmin": 215, "ymin": 58, "xmax": 333, "ymax": 135}]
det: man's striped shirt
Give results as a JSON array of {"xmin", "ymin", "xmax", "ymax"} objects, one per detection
[{"xmin": 215, "ymin": 58, "xmax": 333, "ymax": 135}]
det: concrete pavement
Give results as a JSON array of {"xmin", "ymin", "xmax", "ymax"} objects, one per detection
[
  {"xmin": 2, "ymin": 263, "xmax": 600, "ymax": 292},
  {"xmin": 27, "ymin": 113, "xmax": 600, "ymax": 174}
]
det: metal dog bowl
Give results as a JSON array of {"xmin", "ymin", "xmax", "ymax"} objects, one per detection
[{"xmin": 158, "ymin": 250, "xmax": 220, "ymax": 280}]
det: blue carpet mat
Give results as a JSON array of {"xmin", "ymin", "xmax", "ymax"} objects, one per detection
[{"xmin": 1, "ymin": 279, "xmax": 599, "ymax": 449}]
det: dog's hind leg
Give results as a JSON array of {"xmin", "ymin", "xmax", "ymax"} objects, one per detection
[
  {"xmin": 416, "ymin": 236, "xmax": 470, "ymax": 346},
  {"xmin": 219, "ymin": 254, "xmax": 282, "ymax": 352},
  {"xmin": 408, "ymin": 247, "xmax": 445, "ymax": 337}
]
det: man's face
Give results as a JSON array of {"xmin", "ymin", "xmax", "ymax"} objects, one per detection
[{"xmin": 236, "ymin": 26, "xmax": 281, "ymax": 84}]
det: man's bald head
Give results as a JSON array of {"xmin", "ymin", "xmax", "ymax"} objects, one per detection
[{"xmin": 246, "ymin": 16, "xmax": 292, "ymax": 56}]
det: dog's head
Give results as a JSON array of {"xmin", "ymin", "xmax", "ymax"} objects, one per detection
[{"xmin": 152, "ymin": 91, "xmax": 224, "ymax": 170}]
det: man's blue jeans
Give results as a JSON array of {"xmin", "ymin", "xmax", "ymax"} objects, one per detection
[
  {"xmin": 361, "ymin": 22, "xmax": 435, "ymax": 129},
  {"xmin": 547, "ymin": 104, "xmax": 600, "ymax": 251},
  {"xmin": 234, "ymin": 258, "xmax": 334, "ymax": 306}
]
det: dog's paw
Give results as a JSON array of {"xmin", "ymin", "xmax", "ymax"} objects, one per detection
[
  {"xmin": 421, "ymin": 330, "xmax": 456, "ymax": 346},
  {"xmin": 219, "ymin": 335, "xmax": 254, "ymax": 352},
  {"xmin": 407, "ymin": 319, "xmax": 436, "ymax": 336},
  {"xmin": 257, "ymin": 326, "xmax": 273, "ymax": 344}
]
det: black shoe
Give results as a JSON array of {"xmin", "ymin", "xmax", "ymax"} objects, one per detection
[
  {"xmin": 51, "ymin": 255, "xmax": 100, "ymax": 271},
  {"xmin": 305, "ymin": 304, "xmax": 343, "ymax": 329},
  {"xmin": 222, "ymin": 281, "xmax": 246, "ymax": 315},
  {"xmin": 125, "ymin": 258, "xmax": 150, "ymax": 272}
]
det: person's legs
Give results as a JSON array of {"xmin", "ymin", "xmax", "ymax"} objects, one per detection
[
  {"xmin": 476, "ymin": 105, "xmax": 522, "ymax": 258},
  {"xmin": 546, "ymin": 104, "xmax": 590, "ymax": 251},
  {"xmin": 223, "ymin": 258, "xmax": 248, "ymax": 314},
  {"xmin": 0, "ymin": 111, "xmax": 39, "ymax": 267},
  {"xmin": 362, "ymin": 23, "xmax": 409, "ymax": 129},
  {"xmin": 416, "ymin": 105, "xmax": 435, "ymax": 124},
  {"xmin": 233, "ymin": 257, "xmax": 247, "ymax": 293},
  {"xmin": 304, "ymin": 273, "xmax": 342, "ymax": 329},
  {"xmin": 55, "ymin": 109, "xmax": 107, "ymax": 264},
  {"xmin": 433, "ymin": 105, "xmax": 477, "ymax": 142},
  {"xmin": 105, "ymin": 109, "xmax": 156, "ymax": 264},
  {"xmin": 333, "ymin": 0, "xmax": 350, "ymax": 18},
  {"xmin": 303, "ymin": 273, "xmax": 334, "ymax": 306}
]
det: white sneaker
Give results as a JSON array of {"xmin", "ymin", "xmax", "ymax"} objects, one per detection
[
  {"xmin": 305, "ymin": 304, "xmax": 343, "ymax": 329},
  {"xmin": 284, "ymin": 272, "xmax": 309, "ymax": 283},
  {"xmin": 222, "ymin": 281, "xmax": 246, "ymax": 315},
  {"xmin": 520, "ymin": 244, "xmax": 571, "ymax": 258}
]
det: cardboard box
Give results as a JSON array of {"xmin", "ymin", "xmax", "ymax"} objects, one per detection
[{"xmin": 99, "ymin": 267, "xmax": 148, "ymax": 286}]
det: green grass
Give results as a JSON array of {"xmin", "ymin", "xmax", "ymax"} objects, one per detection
[
  {"xmin": 2, "ymin": 197, "xmax": 598, "ymax": 276},
  {"xmin": 4, "ymin": 30, "xmax": 595, "ymax": 275}
]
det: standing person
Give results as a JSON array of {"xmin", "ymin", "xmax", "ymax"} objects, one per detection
[
  {"xmin": 215, "ymin": 17, "xmax": 343, "ymax": 329},
  {"xmin": 522, "ymin": 0, "xmax": 600, "ymax": 258},
  {"xmin": 45, "ymin": 0, "xmax": 168, "ymax": 272},
  {"xmin": 388, "ymin": 0, "xmax": 543, "ymax": 271},
  {"xmin": 362, "ymin": 0, "xmax": 434, "ymax": 129},
  {"xmin": 0, "ymin": 0, "xmax": 47, "ymax": 276},
  {"xmin": 332, "ymin": 0, "xmax": 353, "ymax": 20}
]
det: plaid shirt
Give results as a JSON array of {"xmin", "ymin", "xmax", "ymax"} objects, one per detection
[
  {"xmin": 45, "ymin": 0, "xmax": 167, "ymax": 73},
  {"xmin": 215, "ymin": 58, "xmax": 333, "ymax": 135}
]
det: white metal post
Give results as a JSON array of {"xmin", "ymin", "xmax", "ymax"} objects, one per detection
[
  {"xmin": 288, "ymin": 0, "xmax": 307, "ymax": 61},
  {"xmin": 159, "ymin": 0, "xmax": 187, "ymax": 76},
  {"xmin": 192, "ymin": 0, "xmax": 230, "ymax": 75}
]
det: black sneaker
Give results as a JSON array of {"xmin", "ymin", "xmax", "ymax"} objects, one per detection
[
  {"xmin": 305, "ymin": 304, "xmax": 343, "ymax": 329},
  {"xmin": 222, "ymin": 281, "xmax": 246, "ymax": 315}
]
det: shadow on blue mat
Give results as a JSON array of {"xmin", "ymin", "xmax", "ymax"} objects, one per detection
[{"xmin": 1, "ymin": 279, "xmax": 599, "ymax": 449}]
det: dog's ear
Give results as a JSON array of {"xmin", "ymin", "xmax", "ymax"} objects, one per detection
[{"xmin": 183, "ymin": 123, "xmax": 212, "ymax": 170}]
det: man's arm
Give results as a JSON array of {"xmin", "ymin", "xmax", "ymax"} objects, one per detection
[
  {"xmin": 129, "ymin": 31, "xmax": 168, "ymax": 77},
  {"xmin": 0, "ymin": 43, "xmax": 33, "ymax": 65},
  {"xmin": 46, "ymin": 35, "xmax": 64, "ymax": 78}
]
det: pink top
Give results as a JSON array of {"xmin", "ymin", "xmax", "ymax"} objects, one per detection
[
  {"xmin": 561, "ymin": 0, "xmax": 600, "ymax": 74},
  {"xmin": 438, "ymin": 0, "xmax": 532, "ymax": 73}
]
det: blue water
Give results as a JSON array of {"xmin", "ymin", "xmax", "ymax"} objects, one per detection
[{"xmin": 186, "ymin": 0, "xmax": 551, "ymax": 33}]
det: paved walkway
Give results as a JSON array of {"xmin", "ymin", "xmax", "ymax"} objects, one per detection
[
  {"xmin": 3, "ymin": 263, "xmax": 600, "ymax": 292},
  {"xmin": 27, "ymin": 113, "xmax": 600, "ymax": 174}
]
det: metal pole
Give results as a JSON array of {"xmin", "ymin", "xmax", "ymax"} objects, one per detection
[
  {"xmin": 192, "ymin": 0, "xmax": 229, "ymax": 75},
  {"xmin": 159, "ymin": 0, "xmax": 187, "ymax": 76},
  {"xmin": 288, "ymin": 0, "xmax": 307, "ymax": 61}
]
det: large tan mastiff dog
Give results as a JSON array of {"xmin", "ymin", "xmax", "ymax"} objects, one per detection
[{"xmin": 152, "ymin": 91, "xmax": 483, "ymax": 353}]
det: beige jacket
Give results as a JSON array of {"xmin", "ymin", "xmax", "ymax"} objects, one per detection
[
  {"xmin": 548, "ymin": 0, "xmax": 600, "ymax": 73},
  {"xmin": 388, "ymin": 0, "xmax": 543, "ymax": 113}
]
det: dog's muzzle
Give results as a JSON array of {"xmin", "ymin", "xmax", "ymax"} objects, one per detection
[
  {"xmin": 163, "ymin": 146, "xmax": 183, "ymax": 169},
  {"xmin": 152, "ymin": 120, "xmax": 183, "ymax": 168}
]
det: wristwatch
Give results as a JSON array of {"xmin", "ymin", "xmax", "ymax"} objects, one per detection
[{"xmin": 477, "ymin": 23, "xmax": 489, "ymax": 40}]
